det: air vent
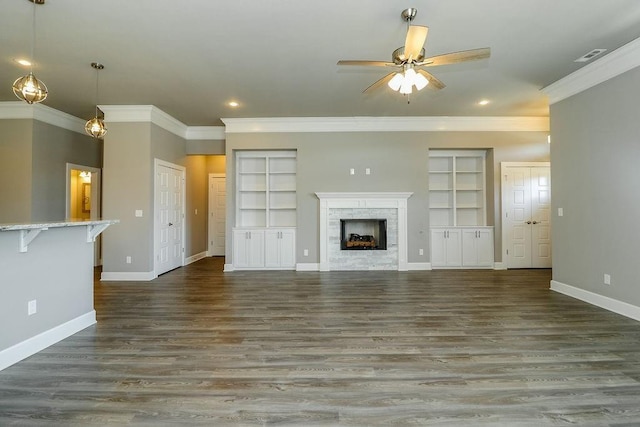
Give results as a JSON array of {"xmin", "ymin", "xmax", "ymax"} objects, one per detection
[{"xmin": 574, "ymin": 49, "xmax": 607, "ymax": 63}]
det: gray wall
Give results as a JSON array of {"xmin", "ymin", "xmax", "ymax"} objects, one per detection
[
  {"xmin": 0, "ymin": 226, "xmax": 94, "ymax": 351},
  {"xmin": 225, "ymin": 131, "xmax": 549, "ymax": 265},
  {"xmin": 551, "ymin": 66, "xmax": 640, "ymax": 306},
  {"xmin": 0, "ymin": 119, "xmax": 100, "ymax": 224}
]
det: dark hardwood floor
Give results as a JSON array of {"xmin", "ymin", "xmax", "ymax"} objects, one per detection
[{"xmin": 2, "ymin": 258, "xmax": 640, "ymax": 426}]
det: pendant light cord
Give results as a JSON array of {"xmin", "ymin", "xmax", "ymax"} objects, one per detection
[{"xmin": 30, "ymin": 0, "xmax": 36, "ymax": 74}]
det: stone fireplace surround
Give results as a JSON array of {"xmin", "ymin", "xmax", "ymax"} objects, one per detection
[{"xmin": 316, "ymin": 192, "xmax": 412, "ymax": 271}]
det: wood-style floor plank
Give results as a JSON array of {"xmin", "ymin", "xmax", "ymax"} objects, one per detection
[{"xmin": 1, "ymin": 258, "xmax": 640, "ymax": 425}]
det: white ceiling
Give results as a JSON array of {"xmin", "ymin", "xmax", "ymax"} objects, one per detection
[{"xmin": 2, "ymin": 0, "xmax": 640, "ymax": 126}]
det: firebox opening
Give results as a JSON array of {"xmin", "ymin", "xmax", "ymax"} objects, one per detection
[{"xmin": 340, "ymin": 219, "xmax": 387, "ymax": 250}]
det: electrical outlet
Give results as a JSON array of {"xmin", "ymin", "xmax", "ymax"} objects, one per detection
[
  {"xmin": 28, "ymin": 300, "xmax": 37, "ymax": 316},
  {"xmin": 349, "ymin": 168, "xmax": 355, "ymax": 175},
  {"xmin": 419, "ymin": 248, "xmax": 424, "ymax": 256},
  {"xmin": 365, "ymin": 168, "xmax": 371, "ymax": 175},
  {"xmin": 304, "ymin": 249, "xmax": 309, "ymax": 257},
  {"xmin": 558, "ymin": 207, "xmax": 564, "ymax": 217},
  {"xmin": 135, "ymin": 210, "xmax": 143, "ymax": 217},
  {"xmin": 604, "ymin": 274, "xmax": 611, "ymax": 285},
  {"xmin": 126, "ymin": 256, "xmax": 132, "ymax": 264},
  {"xmin": 195, "ymin": 209, "xmax": 198, "ymax": 215}
]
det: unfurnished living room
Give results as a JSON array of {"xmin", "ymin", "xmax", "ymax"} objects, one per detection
[{"xmin": 2, "ymin": 1, "xmax": 640, "ymax": 425}]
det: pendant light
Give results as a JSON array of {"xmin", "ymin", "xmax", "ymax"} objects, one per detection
[
  {"xmin": 12, "ymin": 0, "xmax": 48, "ymax": 104},
  {"xmin": 85, "ymin": 62, "xmax": 107, "ymax": 139}
]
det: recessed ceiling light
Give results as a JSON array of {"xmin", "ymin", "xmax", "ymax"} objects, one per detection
[
  {"xmin": 478, "ymin": 99, "xmax": 490, "ymax": 106},
  {"xmin": 15, "ymin": 58, "xmax": 32, "ymax": 66},
  {"xmin": 227, "ymin": 101, "xmax": 239, "ymax": 107}
]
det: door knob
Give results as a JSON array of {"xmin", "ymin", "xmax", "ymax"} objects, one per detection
[{"xmin": 169, "ymin": 222, "xmax": 173, "ymax": 226}]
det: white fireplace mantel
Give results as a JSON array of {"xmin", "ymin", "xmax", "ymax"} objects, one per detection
[{"xmin": 316, "ymin": 192, "xmax": 413, "ymax": 271}]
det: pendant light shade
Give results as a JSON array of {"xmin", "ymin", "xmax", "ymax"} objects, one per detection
[
  {"xmin": 85, "ymin": 62, "xmax": 107, "ymax": 139},
  {"xmin": 13, "ymin": 0, "xmax": 48, "ymax": 104},
  {"xmin": 85, "ymin": 117, "xmax": 107, "ymax": 138},
  {"xmin": 13, "ymin": 72, "xmax": 48, "ymax": 104}
]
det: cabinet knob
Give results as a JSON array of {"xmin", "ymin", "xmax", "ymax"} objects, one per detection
[
  {"xmin": 168, "ymin": 222, "xmax": 173, "ymax": 226},
  {"xmin": 525, "ymin": 221, "xmax": 532, "ymax": 224},
  {"xmin": 532, "ymin": 221, "xmax": 538, "ymax": 225}
]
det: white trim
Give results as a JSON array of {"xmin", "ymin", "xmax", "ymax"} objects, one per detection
[
  {"xmin": 185, "ymin": 251, "xmax": 207, "ymax": 265},
  {"xmin": 542, "ymin": 36, "xmax": 640, "ymax": 104},
  {"xmin": 407, "ymin": 262, "xmax": 432, "ymax": 271},
  {"xmin": 551, "ymin": 280, "xmax": 640, "ymax": 323},
  {"xmin": 100, "ymin": 105, "xmax": 226, "ymax": 140},
  {"xmin": 186, "ymin": 126, "xmax": 225, "ymax": 140},
  {"xmin": 316, "ymin": 192, "xmax": 412, "ymax": 272},
  {"xmin": 493, "ymin": 262, "xmax": 507, "ymax": 270},
  {"xmin": 208, "ymin": 173, "xmax": 227, "ymax": 257},
  {"xmin": 0, "ymin": 311, "xmax": 96, "ymax": 371},
  {"xmin": 296, "ymin": 263, "xmax": 320, "ymax": 271},
  {"xmin": 223, "ymin": 263, "xmax": 235, "ymax": 272},
  {"xmin": 222, "ymin": 116, "xmax": 549, "ymax": 133},
  {"xmin": 0, "ymin": 101, "xmax": 87, "ymax": 135},
  {"xmin": 100, "ymin": 271, "xmax": 156, "ymax": 281}
]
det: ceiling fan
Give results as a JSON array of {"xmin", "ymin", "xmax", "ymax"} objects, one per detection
[{"xmin": 337, "ymin": 8, "xmax": 490, "ymax": 99}]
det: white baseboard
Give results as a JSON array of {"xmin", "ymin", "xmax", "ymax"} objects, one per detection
[
  {"xmin": 407, "ymin": 262, "xmax": 432, "ymax": 271},
  {"xmin": 296, "ymin": 263, "xmax": 319, "ymax": 271},
  {"xmin": 550, "ymin": 280, "xmax": 640, "ymax": 322},
  {"xmin": 223, "ymin": 263, "xmax": 234, "ymax": 272},
  {"xmin": 185, "ymin": 251, "xmax": 207, "ymax": 265},
  {"xmin": 100, "ymin": 271, "xmax": 156, "ymax": 281},
  {"xmin": 0, "ymin": 311, "xmax": 96, "ymax": 371},
  {"xmin": 494, "ymin": 262, "xmax": 507, "ymax": 270}
]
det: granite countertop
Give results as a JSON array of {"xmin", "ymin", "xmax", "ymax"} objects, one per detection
[{"xmin": 0, "ymin": 219, "xmax": 119, "ymax": 232}]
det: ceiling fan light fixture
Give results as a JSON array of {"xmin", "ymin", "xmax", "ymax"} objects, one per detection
[
  {"xmin": 388, "ymin": 73, "xmax": 404, "ymax": 91},
  {"xmin": 414, "ymin": 72, "xmax": 429, "ymax": 90},
  {"xmin": 399, "ymin": 79, "xmax": 413, "ymax": 95}
]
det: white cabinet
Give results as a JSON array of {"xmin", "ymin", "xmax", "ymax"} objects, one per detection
[
  {"xmin": 432, "ymin": 227, "xmax": 494, "ymax": 269},
  {"xmin": 430, "ymin": 228, "xmax": 462, "ymax": 267},
  {"xmin": 233, "ymin": 228, "xmax": 296, "ymax": 269},
  {"xmin": 461, "ymin": 228, "xmax": 494, "ymax": 268},
  {"xmin": 232, "ymin": 229, "xmax": 265, "ymax": 268},
  {"xmin": 265, "ymin": 229, "xmax": 296, "ymax": 268},
  {"xmin": 233, "ymin": 151, "xmax": 297, "ymax": 270}
]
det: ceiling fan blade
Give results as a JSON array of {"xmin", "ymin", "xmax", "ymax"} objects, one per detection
[
  {"xmin": 363, "ymin": 72, "xmax": 396, "ymax": 93},
  {"xmin": 417, "ymin": 69, "xmax": 445, "ymax": 90},
  {"xmin": 337, "ymin": 60, "xmax": 395, "ymax": 67},
  {"xmin": 404, "ymin": 25, "xmax": 428, "ymax": 60},
  {"xmin": 419, "ymin": 47, "xmax": 491, "ymax": 67}
]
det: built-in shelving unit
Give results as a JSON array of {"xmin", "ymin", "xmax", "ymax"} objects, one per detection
[
  {"xmin": 428, "ymin": 150, "xmax": 493, "ymax": 269},
  {"xmin": 428, "ymin": 150, "xmax": 486, "ymax": 227},
  {"xmin": 233, "ymin": 150, "xmax": 297, "ymax": 270}
]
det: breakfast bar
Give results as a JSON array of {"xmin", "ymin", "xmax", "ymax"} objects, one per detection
[{"xmin": 0, "ymin": 219, "xmax": 118, "ymax": 370}]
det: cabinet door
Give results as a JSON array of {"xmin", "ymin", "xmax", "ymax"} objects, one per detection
[
  {"xmin": 444, "ymin": 228, "xmax": 462, "ymax": 266},
  {"xmin": 476, "ymin": 229, "xmax": 494, "ymax": 267},
  {"xmin": 233, "ymin": 229, "xmax": 264, "ymax": 268},
  {"xmin": 461, "ymin": 228, "xmax": 494, "ymax": 267},
  {"xmin": 430, "ymin": 229, "xmax": 448, "ymax": 267},
  {"xmin": 264, "ymin": 229, "xmax": 296, "ymax": 268}
]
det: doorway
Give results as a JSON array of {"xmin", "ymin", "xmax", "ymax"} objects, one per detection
[
  {"xmin": 208, "ymin": 174, "xmax": 226, "ymax": 256},
  {"xmin": 501, "ymin": 162, "xmax": 551, "ymax": 268},
  {"xmin": 66, "ymin": 163, "xmax": 101, "ymax": 266},
  {"xmin": 154, "ymin": 160, "xmax": 186, "ymax": 276}
]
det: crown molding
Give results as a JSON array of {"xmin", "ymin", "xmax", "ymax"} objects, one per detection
[
  {"xmin": 542, "ymin": 36, "xmax": 640, "ymax": 104},
  {"xmin": 221, "ymin": 116, "xmax": 549, "ymax": 133},
  {"xmin": 0, "ymin": 101, "xmax": 86, "ymax": 135},
  {"xmin": 99, "ymin": 105, "xmax": 225, "ymax": 140},
  {"xmin": 185, "ymin": 126, "xmax": 225, "ymax": 140}
]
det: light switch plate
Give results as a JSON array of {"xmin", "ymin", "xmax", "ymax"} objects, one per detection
[{"xmin": 135, "ymin": 210, "xmax": 143, "ymax": 217}]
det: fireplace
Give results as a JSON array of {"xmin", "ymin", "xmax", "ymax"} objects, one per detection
[
  {"xmin": 316, "ymin": 192, "xmax": 412, "ymax": 271},
  {"xmin": 341, "ymin": 219, "xmax": 387, "ymax": 250}
]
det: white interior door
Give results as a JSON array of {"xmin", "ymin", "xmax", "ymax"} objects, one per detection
[
  {"xmin": 208, "ymin": 174, "xmax": 226, "ymax": 256},
  {"xmin": 155, "ymin": 161, "xmax": 185, "ymax": 276},
  {"xmin": 503, "ymin": 163, "xmax": 551, "ymax": 269}
]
